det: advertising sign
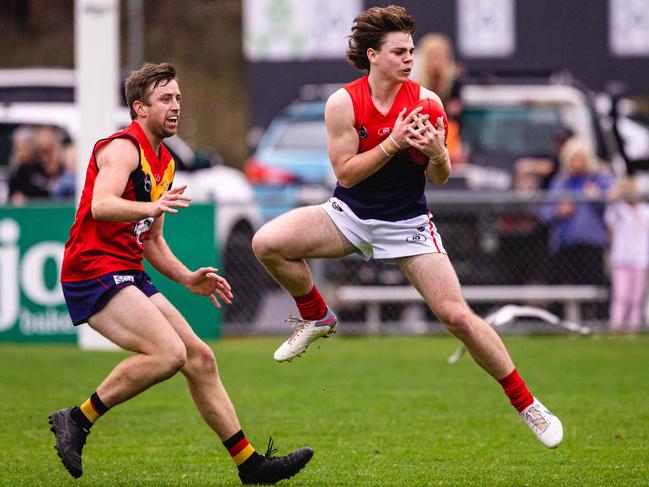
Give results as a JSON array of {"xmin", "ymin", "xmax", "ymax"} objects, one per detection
[
  {"xmin": 0, "ymin": 205, "xmax": 75, "ymax": 342},
  {"xmin": 609, "ymin": 0, "xmax": 649, "ymax": 56},
  {"xmin": 244, "ymin": 0, "xmax": 361, "ymax": 61},
  {"xmin": 457, "ymin": 0, "xmax": 516, "ymax": 58},
  {"xmin": 0, "ymin": 204, "xmax": 219, "ymax": 342}
]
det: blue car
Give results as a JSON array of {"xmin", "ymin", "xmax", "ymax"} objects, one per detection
[{"xmin": 244, "ymin": 100, "xmax": 334, "ymax": 221}]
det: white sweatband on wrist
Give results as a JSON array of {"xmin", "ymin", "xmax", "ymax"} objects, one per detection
[
  {"xmin": 379, "ymin": 142, "xmax": 392, "ymax": 158},
  {"xmin": 388, "ymin": 134, "xmax": 402, "ymax": 150}
]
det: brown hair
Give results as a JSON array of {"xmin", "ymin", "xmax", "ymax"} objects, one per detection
[
  {"xmin": 124, "ymin": 63, "xmax": 177, "ymax": 120},
  {"xmin": 346, "ymin": 5, "xmax": 416, "ymax": 71}
]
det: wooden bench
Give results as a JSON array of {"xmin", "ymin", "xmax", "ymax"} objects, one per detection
[{"xmin": 334, "ymin": 285, "xmax": 609, "ymax": 331}]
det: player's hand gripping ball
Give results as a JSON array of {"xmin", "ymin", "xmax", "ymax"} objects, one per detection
[{"xmin": 406, "ymin": 98, "xmax": 448, "ymax": 165}]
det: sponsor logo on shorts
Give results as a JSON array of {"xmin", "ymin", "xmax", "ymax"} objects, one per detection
[
  {"xmin": 331, "ymin": 200, "xmax": 344, "ymax": 212},
  {"xmin": 417, "ymin": 225, "xmax": 426, "ymax": 232},
  {"xmin": 378, "ymin": 127, "xmax": 391, "ymax": 135},
  {"xmin": 406, "ymin": 235, "xmax": 427, "ymax": 243},
  {"xmin": 359, "ymin": 125, "xmax": 367, "ymax": 139},
  {"xmin": 113, "ymin": 275, "xmax": 135, "ymax": 285}
]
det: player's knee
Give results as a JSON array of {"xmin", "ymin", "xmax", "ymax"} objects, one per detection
[
  {"xmin": 440, "ymin": 307, "xmax": 474, "ymax": 338},
  {"xmin": 158, "ymin": 342, "xmax": 187, "ymax": 378},
  {"xmin": 252, "ymin": 228, "xmax": 280, "ymax": 262},
  {"xmin": 185, "ymin": 342, "xmax": 217, "ymax": 376},
  {"xmin": 171, "ymin": 347, "xmax": 188, "ymax": 371}
]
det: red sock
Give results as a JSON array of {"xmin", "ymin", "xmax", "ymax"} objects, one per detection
[
  {"xmin": 294, "ymin": 285, "xmax": 327, "ymax": 320},
  {"xmin": 498, "ymin": 369, "xmax": 534, "ymax": 412}
]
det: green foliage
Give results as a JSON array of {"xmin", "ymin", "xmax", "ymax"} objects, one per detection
[{"xmin": 1, "ymin": 335, "xmax": 647, "ymax": 486}]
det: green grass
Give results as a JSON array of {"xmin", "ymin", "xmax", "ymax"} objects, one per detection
[{"xmin": 1, "ymin": 335, "xmax": 647, "ymax": 486}]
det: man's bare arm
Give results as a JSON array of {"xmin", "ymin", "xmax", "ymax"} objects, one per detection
[
  {"xmin": 143, "ymin": 215, "xmax": 233, "ymax": 308},
  {"xmin": 91, "ymin": 138, "xmax": 190, "ymax": 221}
]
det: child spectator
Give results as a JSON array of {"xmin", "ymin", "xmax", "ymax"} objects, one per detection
[{"xmin": 605, "ymin": 177, "xmax": 649, "ymax": 332}]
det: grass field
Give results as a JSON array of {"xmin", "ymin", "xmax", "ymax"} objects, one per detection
[{"xmin": 1, "ymin": 335, "xmax": 647, "ymax": 486}]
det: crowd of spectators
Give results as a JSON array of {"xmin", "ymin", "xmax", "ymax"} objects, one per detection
[
  {"xmin": 5, "ymin": 125, "xmax": 75, "ymax": 205},
  {"xmin": 414, "ymin": 29, "xmax": 649, "ymax": 332}
]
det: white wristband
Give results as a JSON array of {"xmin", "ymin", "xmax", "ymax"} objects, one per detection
[
  {"xmin": 388, "ymin": 134, "xmax": 402, "ymax": 150},
  {"xmin": 379, "ymin": 142, "xmax": 392, "ymax": 158}
]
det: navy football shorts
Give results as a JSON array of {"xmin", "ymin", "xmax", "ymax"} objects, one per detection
[{"xmin": 61, "ymin": 270, "xmax": 159, "ymax": 325}]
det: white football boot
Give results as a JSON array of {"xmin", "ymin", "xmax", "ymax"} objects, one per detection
[
  {"xmin": 520, "ymin": 397, "xmax": 563, "ymax": 448},
  {"xmin": 273, "ymin": 308, "xmax": 338, "ymax": 362}
]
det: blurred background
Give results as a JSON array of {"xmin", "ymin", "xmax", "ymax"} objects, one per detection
[{"xmin": 2, "ymin": 0, "xmax": 649, "ymax": 342}]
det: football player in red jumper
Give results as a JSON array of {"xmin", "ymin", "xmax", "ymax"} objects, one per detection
[{"xmin": 253, "ymin": 6, "xmax": 563, "ymax": 449}]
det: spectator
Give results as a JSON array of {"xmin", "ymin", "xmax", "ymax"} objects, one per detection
[
  {"xmin": 7, "ymin": 126, "xmax": 46, "ymax": 204},
  {"xmin": 495, "ymin": 169, "xmax": 548, "ymax": 285},
  {"xmin": 605, "ymin": 177, "xmax": 649, "ymax": 332},
  {"xmin": 514, "ymin": 127, "xmax": 574, "ymax": 191},
  {"xmin": 8, "ymin": 125, "xmax": 74, "ymax": 204},
  {"xmin": 413, "ymin": 33, "xmax": 465, "ymax": 163},
  {"xmin": 540, "ymin": 136, "xmax": 613, "ymax": 286},
  {"xmin": 34, "ymin": 126, "xmax": 75, "ymax": 199},
  {"xmin": 496, "ymin": 128, "xmax": 577, "ymax": 285},
  {"xmin": 51, "ymin": 141, "xmax": 76, "ymax": 198},
  {"xmin": 8, "ymin": 126, "xmax": 35, "ymax": 168}
]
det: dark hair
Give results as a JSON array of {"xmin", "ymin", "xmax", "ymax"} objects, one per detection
[
  {"xmin": 125, "ymin": 63, "xmax": 177, "ymax": 120},
  {"xmin": 346, "ymin": 5, "xmax": 416, "ymax": 71}
]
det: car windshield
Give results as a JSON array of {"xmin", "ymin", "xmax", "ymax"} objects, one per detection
[
  {"xmin": 274, "ymin": 119, "xmax": 327, "ymax": 150},
  {"xmin": 462, "ymin": 106, "xmax": 562, "ymax": 158}
]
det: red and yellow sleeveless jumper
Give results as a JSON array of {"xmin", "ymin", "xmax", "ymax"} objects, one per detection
[{"xmin": 61, "ymin": 121, "xmax": 175, "ymax": 282}]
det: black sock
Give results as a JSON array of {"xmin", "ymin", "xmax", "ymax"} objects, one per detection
[{"xmin": 70, "ymin": 406, "xmax": 92, "ymax": 430}]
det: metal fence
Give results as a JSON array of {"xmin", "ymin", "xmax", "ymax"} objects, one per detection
[{"xmin": 221, "ymin": 190, "xmax": 623, "ymax": 335}]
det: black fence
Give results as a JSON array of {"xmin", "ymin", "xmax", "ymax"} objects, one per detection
[{"xmin": 221, "ymin": 191, "xmax": 625, "ymax": 335}]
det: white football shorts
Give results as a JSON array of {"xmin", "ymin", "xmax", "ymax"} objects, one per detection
[{"xmin": 321, "ymin": 197, "xmax": 446, "ymax": 261}]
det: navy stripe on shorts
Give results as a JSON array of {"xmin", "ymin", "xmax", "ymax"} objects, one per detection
[{"xmin": 61, "ymin": 270, "xmax": 159, "ymax": 326}]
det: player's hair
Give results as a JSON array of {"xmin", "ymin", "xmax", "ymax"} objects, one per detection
[
  {"xmin": 125, "ymin": 63, "xmax": 177, "ymax": 120},
  {"xmin": 346, "ymin": 5, "xmax": 416, "ymax": 71}
]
